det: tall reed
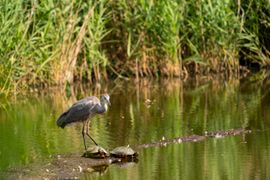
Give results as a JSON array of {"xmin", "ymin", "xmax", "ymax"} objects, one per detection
[{"xmin": 0, "ymin": 0, "xmax": 270, "ymax": 95}]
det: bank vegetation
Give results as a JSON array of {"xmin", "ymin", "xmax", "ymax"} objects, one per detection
[{"xmin": 0, "ymin": 0, "xmax": 270, "ymax": 95}]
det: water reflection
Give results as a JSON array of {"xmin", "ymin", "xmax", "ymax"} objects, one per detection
[{"xmin": 0, "ymin": 77, "xmax": 270, "ymax": 179}]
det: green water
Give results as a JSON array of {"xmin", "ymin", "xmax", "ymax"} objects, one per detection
[{"xmin": 0, "ymin": 78, "xmax": 270, "ymax": 179}]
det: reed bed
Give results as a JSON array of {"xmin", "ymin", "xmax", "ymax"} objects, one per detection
[{"xmin": 0, "ymin": 0, "xmax": 270, "ymax": 95}]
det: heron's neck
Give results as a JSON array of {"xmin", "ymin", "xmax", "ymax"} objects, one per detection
[
  {"xmin": 96, "ymin": 101, "xmax": 108, "ymax": 114},
  {"xmin": 102, "ymin": 103, "xmax": 108, "ymax": 112}
]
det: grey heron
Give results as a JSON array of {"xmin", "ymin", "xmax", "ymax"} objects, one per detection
[{"xmin": 56, "ymin": 94, "xmax": 110, "ymax": 150}]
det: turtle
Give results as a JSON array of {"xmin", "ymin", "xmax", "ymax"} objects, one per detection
[
  {"xmin": 110, "ymin": 146, "xmax": 138, "ymax": 159},
  {"xmin": 82, "ymin": 145, "xmax": 110, "ymax": 158}
]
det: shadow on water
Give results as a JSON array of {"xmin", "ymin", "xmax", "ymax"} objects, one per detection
[{"xmin": 1, "ymin": 75, "xmax": 270, "ymax": 179}]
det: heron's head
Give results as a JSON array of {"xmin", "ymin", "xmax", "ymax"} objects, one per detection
[{"xmin": 101, "ymin": 94, "xmax": 110, "ymax": 106}]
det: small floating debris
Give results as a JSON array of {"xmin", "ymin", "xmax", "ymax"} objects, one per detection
[
  {"xmin": 82, "ymin": 146, "xmax": 109, "ymax": 159},
  {"xmin": 215, "ymin": 134, "xmax": 224, "ymax": 138},
  {"xmin": 145, "ymin": 99, "xmax": 151, "ymax": 104},
  {"xmin": 145, "ymin": 99, "xmax": 152, "ymax": 108}
]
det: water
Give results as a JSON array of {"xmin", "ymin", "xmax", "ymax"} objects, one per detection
[{"xmin": 0, "ymin": 78, "xmax": 270, "ymax": 179}]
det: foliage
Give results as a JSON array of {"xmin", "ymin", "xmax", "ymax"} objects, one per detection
[{"xmin": 0, "ymin": 0, "xmax": 270, "ymax": 94}]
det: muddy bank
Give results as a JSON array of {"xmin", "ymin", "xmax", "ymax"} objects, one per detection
[{"xmin": 3, "ymin": 128, "xmax": 251, "ymax": 179}]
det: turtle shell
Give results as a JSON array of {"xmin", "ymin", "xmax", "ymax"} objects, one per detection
[
  {"xmin": 83, "ymin": 146, "xmax": 109, "ymax": 158},
  {"xmin": 110, "ymin": 146, "xmax": 138, "ymax": 158}
]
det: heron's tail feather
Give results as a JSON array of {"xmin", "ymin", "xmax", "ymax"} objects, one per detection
[{"xmin": 56, "ymin": 111, "xmax": 69, "ymax": 128}]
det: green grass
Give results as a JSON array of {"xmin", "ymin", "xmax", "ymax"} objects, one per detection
[{"xmin": 0, "ymin": 0, "xmax": 270, "ymax": 95}]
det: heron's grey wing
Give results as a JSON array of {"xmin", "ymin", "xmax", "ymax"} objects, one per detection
[{"xmin": 64, "ymin": 96, "xmax": 100, "ymax": 124}]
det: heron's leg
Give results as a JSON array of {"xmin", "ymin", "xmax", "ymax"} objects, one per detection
[
  {"xmin": 82, "ymin": 121, "xmax": 87, "ymax": 151},
  {"xmin": 85, "ymin": 119, "xmax": 98, "ymax": 146}
]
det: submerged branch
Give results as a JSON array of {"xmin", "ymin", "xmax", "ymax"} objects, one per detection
[{"xmin": 136, "ymin": 128, "xmax": 250, "ymax": 149}]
